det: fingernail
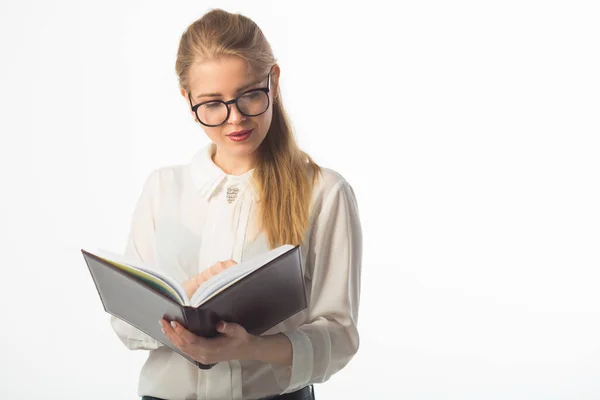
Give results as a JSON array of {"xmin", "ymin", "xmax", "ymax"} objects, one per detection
[
  {"xmin": 171, "ymin": 321, "xmax": 177, "ymax": 329},
  {"xmin": 161, "ymin": 328, "xmax": 165, "ymax": 334},
  {"xmin": 159, "ymin": 320, "xmax": 164, "ymax": 328}
]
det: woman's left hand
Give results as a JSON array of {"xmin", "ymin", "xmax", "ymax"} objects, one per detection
[{"xmin": 159, "ymin": 318, "xmax": 258, "ymax": 365}]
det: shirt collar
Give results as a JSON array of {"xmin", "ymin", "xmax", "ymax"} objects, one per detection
[{"xmin": 190, "ymin": 144, "xmax": 261, "ymax": 202}]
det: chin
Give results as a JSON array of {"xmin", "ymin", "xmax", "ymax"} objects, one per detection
[
  {"xmin": 221, "ymin": 140, "xmax": 260, "ymax": 156},
  {"xmin": 230, "ymin": 134, "xmax": 266, "ymax": 148}
]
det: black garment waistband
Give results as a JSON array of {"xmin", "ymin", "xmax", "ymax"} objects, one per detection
[{"xmin": 141, "ymin": 384, "xmax": 314, "ymax": 400}]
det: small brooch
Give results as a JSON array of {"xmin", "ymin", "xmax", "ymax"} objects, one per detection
[{"xmin": 226, "ymin": 187, "xmax": 240, "ymax": 204}]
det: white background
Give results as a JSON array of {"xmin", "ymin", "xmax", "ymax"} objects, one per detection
[{"xmin": 1, "ymin": 1, "xmax": 599, "ymax": 399}]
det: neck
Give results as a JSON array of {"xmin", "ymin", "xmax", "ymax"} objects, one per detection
[{"xmin": 212, "ymin": 147, "xmax": 256, "ymax": 176}]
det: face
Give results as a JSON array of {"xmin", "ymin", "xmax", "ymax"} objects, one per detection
[{"xmin": 181, "ymin": 55, "xmax": 279, "ymax": 168}]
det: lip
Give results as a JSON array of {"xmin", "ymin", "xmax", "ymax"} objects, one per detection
[{"xmin": 227, "ymin": 129, "xmax": 253, "ymax": 136}]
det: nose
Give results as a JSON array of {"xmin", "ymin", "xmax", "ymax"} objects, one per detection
[{"xmin": 227, "ymin": 103, "xmax": 247, "ymax": 125}]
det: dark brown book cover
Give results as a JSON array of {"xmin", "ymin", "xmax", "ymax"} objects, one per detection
[{"xmin": 82, "ymin": 245, "xmax": 306, "ymax": 369}]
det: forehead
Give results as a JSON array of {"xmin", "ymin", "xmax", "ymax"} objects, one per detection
[{"xmin": 188, "ymin": 55, "xmax": 256, "ymax": 95}]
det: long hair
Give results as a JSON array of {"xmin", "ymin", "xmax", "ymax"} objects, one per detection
[{"xmin": 175, "ymin": 9, "xmax": 322, "ymax": 249}]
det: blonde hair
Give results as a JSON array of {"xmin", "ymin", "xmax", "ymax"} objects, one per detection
[{"xmin": 175, "ymin": 9, "xmax": 322, "ymax": 249}]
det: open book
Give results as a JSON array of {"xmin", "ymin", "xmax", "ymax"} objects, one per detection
[
  {"xmin": 82, "ymin": 244, "xmax": 306, "ymax": 369},
  {"xmin": 90, "ymin": 245, "xmax": 296, "ymax": 307}
]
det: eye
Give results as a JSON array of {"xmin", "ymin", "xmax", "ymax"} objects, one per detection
[
  {"xmin": 241, "ymin": 91, "xmax": 260, "ymax": 99},
  {"xmin": 203, "ymin": 101, "xmax": 222, "ymax": 109}
]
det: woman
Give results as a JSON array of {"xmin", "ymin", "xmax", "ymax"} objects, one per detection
[{"xmin": 111, "ymin": 8, "xmax": 362, "ymax": 400}]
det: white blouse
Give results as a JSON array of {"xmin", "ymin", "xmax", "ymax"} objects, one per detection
[{"xmin": 110, "ymin": 143, "xmax": 362, "ymax": 400}]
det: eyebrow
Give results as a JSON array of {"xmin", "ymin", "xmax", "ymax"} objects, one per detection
[{"xmin": 195, "ymin": 77, "xmax": 264, "ymax": 100}]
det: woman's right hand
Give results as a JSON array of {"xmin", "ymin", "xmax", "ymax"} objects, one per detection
[{"xmin": 182, "ymin": 259, "xmax": 238, "ymax": 299}]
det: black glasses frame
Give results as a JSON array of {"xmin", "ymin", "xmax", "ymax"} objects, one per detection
[{"xmin": 188, "ymin": 73, "xmax": 271, "ymax": 127}]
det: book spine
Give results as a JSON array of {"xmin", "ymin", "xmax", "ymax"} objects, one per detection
[
  {"xmin": 184, "ymin": 307, "xmax": 219, "ymax": 370},
  {"xmin": 193, "ymin": 307, "xmax": 219, "ymax": 338}
]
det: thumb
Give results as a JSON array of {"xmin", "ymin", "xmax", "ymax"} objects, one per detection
[{"xmin": 217, "ymin": 321, "xmax": 245, "ymax": 337}]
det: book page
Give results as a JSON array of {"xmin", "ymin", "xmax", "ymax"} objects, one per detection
[
  {"xmin": 190, "ymin": 244, "xmax": 295, "ymax": 307},
  {"xmin": 90, "ymin": 249, "xmax": 189, "ymax": 305}
]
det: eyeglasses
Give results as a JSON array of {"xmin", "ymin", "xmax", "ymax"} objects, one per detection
[{"xmin": 188, "ymin": 73, "xmax": 271, "ymax": 127}]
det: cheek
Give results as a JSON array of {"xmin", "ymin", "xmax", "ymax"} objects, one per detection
[
  {"xmin": 257, "ymin": 109, "xmax": 274, "ymax": 136},
  {"xmin": 202, "ymin": 127, "xmax": 221, "ymax": 140}
]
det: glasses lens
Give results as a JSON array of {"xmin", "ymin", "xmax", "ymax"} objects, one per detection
[
  {"xmin": 197, "ymin": 101, "xmax": 228, "ymax": 126},
  {"xmin": 237, "ymin": 90, "xmax": 269, "ymax": 116}
]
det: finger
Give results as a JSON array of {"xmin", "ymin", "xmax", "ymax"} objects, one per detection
[
  {"xmin": 210, "ymin": 260, "xmax": 237, "ymax": 275},
  {"xmin": 160, "ymin": 319, "xmax": 186, "ymax": 348},
  {"xmin": 216, "ymin": 321, "xmax": 246, "ymax": 337},
  {"xmin": 192, "ymin": 270, "xmax": 209, "ymax": 288},
  {"xmin": 169, "ymin": 320, "xmax": 202, "ymax": 345},
  {"xmin": 209, "ymin": 263, "xmax": 223, "ymax": 275},
  {"xmin": 210, "ymin": 261, "xmax": 227, "ymax": 275}
]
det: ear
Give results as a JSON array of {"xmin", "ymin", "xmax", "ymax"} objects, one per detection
[
  {"xmin": 270, "ymin": 64, "xmax": 281, "ymax": 102},
  {"xmin": 180, "ymin": 88, "xmax": 197, "ymax": 120},
  {"xmin": 270, "ymin": 64, "xmax": 280, "ymax": 88}
]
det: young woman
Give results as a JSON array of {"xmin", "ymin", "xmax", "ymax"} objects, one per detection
[{"xmin": 111, "ymin": 8, "xmax": 362, "ymax": 400}]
